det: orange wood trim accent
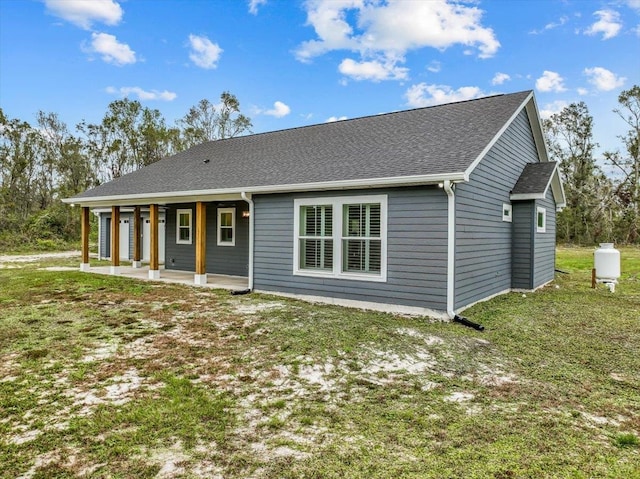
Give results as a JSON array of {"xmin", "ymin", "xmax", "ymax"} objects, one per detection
[
  {"xmin": 133, "ymin": 206, "xmax": 141, "ymax": 262},
  {"xmin": 196, "ymin": 202, "xmax": 207, "ymax": 275},
  {"xmin": 81, "ymin": 207, "xmax": 90, "ymax": 264},
  {"xmin": 150, "ymin": 204, "xmax": 159, "ymax": 271},
  {"xmin": 111, "ymin": 206, "xmax": 120, "ymax": 267}
]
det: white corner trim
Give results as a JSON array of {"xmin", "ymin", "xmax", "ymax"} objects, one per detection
[{"xmin": 253, "ymin": 290, "xmax": 450, "ymax": 320}]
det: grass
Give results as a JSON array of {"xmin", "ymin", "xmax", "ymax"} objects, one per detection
[{"xmin": 0, "ymin": 248, "xmax": 638, "ymax": 478}]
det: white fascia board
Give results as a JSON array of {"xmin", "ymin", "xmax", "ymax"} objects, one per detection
[
  {"xmin": 91, "ymin": 206, "xmax": 168, "ymax": 214},
  {"xmin": 510, "ymin": 192, "xmax": 546, "ymax": 201},
  {"xmin": 551, "ymin": 169, "xmax": 567, "ymax": 208},
  {"xmin": 526, "ymin": 95, "xmax": 550, "ymax": 163},
  {"xmin": 62, "ymin": 172, "xmax": 467, "ymax": 207}
]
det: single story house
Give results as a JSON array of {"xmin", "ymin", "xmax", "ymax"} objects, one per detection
[{"xmin": 65, "ymin": 90, "xmax": 565, "ymax": 319}]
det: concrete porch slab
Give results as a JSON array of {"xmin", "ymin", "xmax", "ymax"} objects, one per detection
[{"xmin": 86, "ymin": 265, "xmax": 248, "ymax": 291}]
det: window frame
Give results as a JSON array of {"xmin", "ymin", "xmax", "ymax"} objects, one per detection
[
  {"xmin": 298, "ymin": 204, "xmax": 333, "ymax": 272},
  {"xmin": 536, "ymin": 207, "xmax": 546, "ymax": 233},
  {"xmin": 176, "ymin": 209, "xmax": 192, "ymax": 245},
  {"xmin": 217, "ymin": 207, "xmax": 236, "ymax": 247},
  {"xmin": 502, "ymin": 203, "xmax": 512, "ymax": 222},
  {"xmin": 293, "ymin": 195, "xmax": 387, "ymax": 282}
]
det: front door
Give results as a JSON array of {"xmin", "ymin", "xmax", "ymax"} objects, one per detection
[{"xmin": 143, "ymin": 218, "xmax": 166, "ymax": 263}]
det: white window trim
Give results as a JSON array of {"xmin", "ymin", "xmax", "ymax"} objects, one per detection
[
  {"xmin": 293, "ymin": 195, "xmax": 388, "ymax": 282},
  {"xmin": 217, "ymin": 207, "xmax": 236, "ymax": 246},
  {"xmin": 502, "ymin": 203, "xmax": 512, "ymax": 222},
  {"xmin": 176, "ymin": 209, "xmax": 192, "ymax": 245},
  {"xmin": 536, "ymin": 207, "xmax": 546, "ymax": 233}
]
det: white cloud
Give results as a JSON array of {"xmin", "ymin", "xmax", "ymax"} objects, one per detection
[
  {"xmin": 529, "ymin": 15, "xmax": 568, "ymax": 34},
  {"xmin": 584, "ymin": 67, "xmax": 626, "ymax": 91},
  {"xmin": 492, "ymin": 72, "xmax": 511, "ymax": 85},
  {"xmin": 44, "ymin": 0, "xmax": 123, "ymax": 29},
  {"xmin": 106, "ymin": 86, "xmax": 177, "ymax": 101},
  {"xmin": 188, "ymin": 34, "xmax": 223, "ymax": 69},
  {"xmin": 539, "ymin": 100, "xmax": 568, "ymax": 120},
  {"xmin": 535, "ymin": 71, "xmax": 566, "ymax": 92},
  {"xmin": 295, "ymin": 0, "xmax": 499, "ymax": 82},
  {"xmin": 577, "ymin": 87, "xmax": 589, "ymax": 95},
  {"xmin": 626, "ymin": 0, "xmax": 640, "ymax": 11},
  {"xmin": 405, "ymin": 83, "xmax": 485, "ymax": 108},
  {"xmin": 248, "ymin": 0, "xmax": 267, "ymax": 15},
  {"xmin": 585, "ymin": 10, "xmax": 622, "ymax": 40},
  {"xmin": 427, "ymin": 61, "xmax": 441, "ymax": 73},
  {"xmin": 87, "ymin": 32, "xmax": 136, "ymax": 66},
  {"xmin": 262, "ymin": 101, "xmax": 291, "ymax": 118},
  {"xmin": 326, "ymin": 116, "xmax": 347, "ymax": 122},
  {"xmin": 338, "ymin": 58, "xmax": 408, "ymax": 81}
]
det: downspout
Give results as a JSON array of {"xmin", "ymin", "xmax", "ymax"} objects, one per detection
[
  {"xmin": 443, "ymin": 180, "xmax": 456, "ymax": 319},
  {"xmin": 241, "ymin": 192, "xmax": 254, "ymax": 290}
]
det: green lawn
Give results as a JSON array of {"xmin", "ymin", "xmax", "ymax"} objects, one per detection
[{"xmin": 0, "ymin": 248, "xmax": 638, "ymax": 478}]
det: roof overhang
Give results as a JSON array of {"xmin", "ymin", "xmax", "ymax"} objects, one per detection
[
  {"xmin": 510, "ymin": 163, "xmax": 566, "ymax": 208},
  {"xmin": 63, "ymin": 172, "xmax": 467, "ymax": 208}
]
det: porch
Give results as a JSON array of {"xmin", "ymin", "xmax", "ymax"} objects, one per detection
[{"xmin": 88, "ymin": 264, "xmax": 249, "ymax": 291}]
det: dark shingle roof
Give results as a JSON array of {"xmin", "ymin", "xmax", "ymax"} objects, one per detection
[
  {"xmin": 72, "ymin": 90, "xmax": 533, "ymax": 201},
  {"xmin": 511, "ymin": 161, "xmax": 558, "ymax": 196}
]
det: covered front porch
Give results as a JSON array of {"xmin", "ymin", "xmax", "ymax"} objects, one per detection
[{"xmin": 77, "ymin": 195, "xmax": 254, "ymax": 289}]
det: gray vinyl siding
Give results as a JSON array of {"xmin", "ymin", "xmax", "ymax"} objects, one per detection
[
  {"xmin": 253, "ymin": 186, "xmax": 449, "ymax": 311},
  {"xmin": 454, "ymin": 109, "xmax": 540, "ymax": 309},
  {"xmin": 206, "ymin": 203, "xmax": 250, "ymax": 276},
  {"xmin": 533, "ymin": 189, "xmax": 556, "ymax": 287},
  {"xmin": 165, "ymin": 204, "xmax": 196, "ymax": 270},
  {"xmin": 165, "ymin": 202, "xmax": 249, "ymax": 276},
  {"xmin": 511, "ymin": 201, "xmax": 534, "ymax": 289},
  {"xmin": 99, "ymin": 212, "xmax": 133, "ymax": 260}
]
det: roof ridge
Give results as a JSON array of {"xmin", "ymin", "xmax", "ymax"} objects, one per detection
[{"xmin": 199, "ymin": 90, "xmax": 533, "ymax": 146}]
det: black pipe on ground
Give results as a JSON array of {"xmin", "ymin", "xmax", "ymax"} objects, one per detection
[
  {"xmin": 453, "ymin": 315, "xmax": 485, "ymax": 331},
  {"xmin": 230, "ymin": 289, "xmax": 251, "ymax": 296}
]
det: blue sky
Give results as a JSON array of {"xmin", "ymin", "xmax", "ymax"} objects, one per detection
[{"xmin": 1, "ymin": 0, "xmax": 639, "ymax": 157}]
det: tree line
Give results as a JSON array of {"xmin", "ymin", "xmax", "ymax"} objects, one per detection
[
  {"xmin": 544, "ymin": 85, "xmax": 639, "ymax": 245},
  {"xmin": 1, "ymin": 86, "xmax": 638, "ymax": 252},
  {"xmin": 0, "ymin": 92, "xmax": 251, "ymax": 251}
]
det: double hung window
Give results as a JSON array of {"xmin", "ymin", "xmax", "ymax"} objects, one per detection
[
  {"xmin": 294, "ymin": 195, "xmax": 387, "ymax": 281},
  {"xmin": 217, "ymin": 208, "xmax": 236, "ymax": 246},
  {"xmin": 176, "ymin": 209, "xmax": 192, "ymax": 244}
]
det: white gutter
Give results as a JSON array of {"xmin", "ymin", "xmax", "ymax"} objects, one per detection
[
  {"xmin": 443, "ymin": 180, "xmax": 456, "ymax": 319},
  {"xmin": 62, "ymin": 172, "xmax": 467, "ymax": 207},
  {"xmin": 241, "ymin": 192, "xmax": 254, "ymax": 290}
]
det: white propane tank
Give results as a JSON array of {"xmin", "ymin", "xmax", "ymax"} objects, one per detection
[{"xmin": 594, "ymin": 243, "xmax": 621, "ymax": 292}]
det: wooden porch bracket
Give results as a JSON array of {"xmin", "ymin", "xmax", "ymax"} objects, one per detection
[
  {"xmin": 80, "ymin": 207, "xmax": 90, "ymax": 272},
  {"xmin": 132, "ymin": 206, "xmax": 142, "ymax": 268},
  {"xmin": 149, "ymin": 204, "xmax": 160, "ymax": 279},
  {"xmin": 195, "ymin": 201, "xmax": 207, "ymax": 285},
  {"xmin": 110, "ymin": 206, "xmax": 120, "ymax": 275}
]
